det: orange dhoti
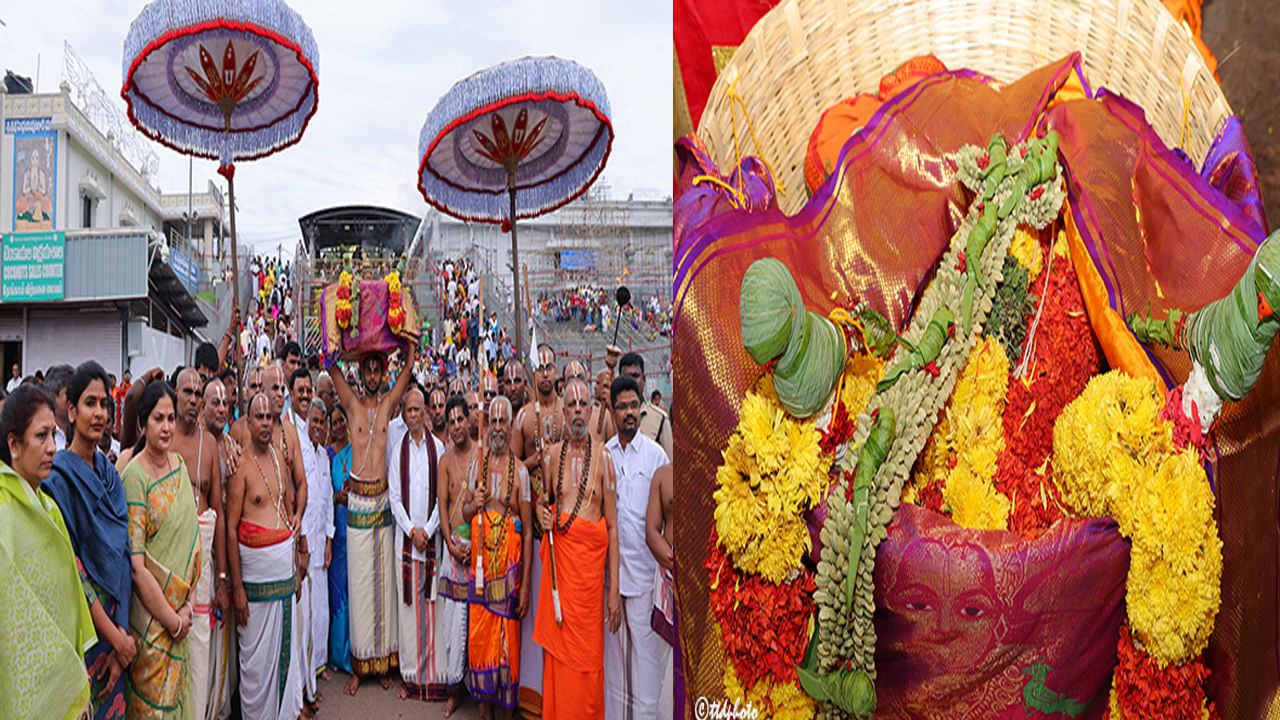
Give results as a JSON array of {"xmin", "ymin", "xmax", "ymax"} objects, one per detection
[
  {"xmin": 533, "ymin": 514, "xmax": 608, "ymax": 719},
  {"xmin": 467, "ymin": 509, "xmax": 523, "ymax": 708}
]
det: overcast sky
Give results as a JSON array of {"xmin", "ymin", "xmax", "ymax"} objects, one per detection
[{"xmin": 1, "ymin": 0, "xmax": 672, "ymax": 253}]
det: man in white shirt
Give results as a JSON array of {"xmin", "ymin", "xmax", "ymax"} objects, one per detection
[
  {"xmin": 6, "ymin": 363, "xmax": 21, "ymax": 393},
  {"xmin": 602, "ymin": 375, "xmax": 671, "ymax": 720},
  {"xmin": 386, "ymin": 383, "xmax": 449, "ymax": 700},
  {"xmin": 285, "ymin": 368, "xmax": 312, "ymax": 442},
  {"xmin": 300, "ymin": 398, "xmax": 335, "ymax": 713}
]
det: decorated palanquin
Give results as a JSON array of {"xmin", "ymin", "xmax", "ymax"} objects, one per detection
[
  {"xmin": 674, "ymin": 33, "xmax": 1280, "ymax": 720},
  {"xmin": 319, "ymin": 268, "xmax": 420, "ymax": 359}
]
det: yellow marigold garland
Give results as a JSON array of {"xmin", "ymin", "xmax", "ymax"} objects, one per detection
[
  {"xmin": 838, "ymin": 353, "xmax": 884, "ymax": 417},
  {"xmin": 725, "ymin": 659, "xmax": 817, "ymax": 720},
  {"xmin": 713, "ymin": 389, "xmax": 832, "ymax": 583},
  {"xmin": 1009, "ymin": 226, "xmax": 1044, "ymax": 281},
  {"xmin": 911, "ymin": 337, "xmax": 1011, "ymax": 529},
  {"xmin": 1053, "ymin": 371, "xmax": 1222, "ymax": 666}
]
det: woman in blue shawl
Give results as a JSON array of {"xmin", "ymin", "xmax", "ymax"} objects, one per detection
[
  {"xmin": 43, "ymin": 361, "xmax": 135, "ymax": 719},
  {"xmin": 327, "ymin": 402, "xmax": 353, "ymax": 673}
]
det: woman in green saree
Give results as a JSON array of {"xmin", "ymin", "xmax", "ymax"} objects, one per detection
[
  {"xmin": 123, "ymin": 381, "xmax": 200, "ymax": 719},
  {"xmin": 0, "ymin": 384, "xmax": 96, "ymax": 720}
]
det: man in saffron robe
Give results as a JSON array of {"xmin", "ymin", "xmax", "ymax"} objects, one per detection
[
  {"xmin": 460, "ymin": 395, "xmax": 532, "ymax": 720},
  {"xmin": 533, "ymin": 378, "xmax": 621, "ymax": 719}
]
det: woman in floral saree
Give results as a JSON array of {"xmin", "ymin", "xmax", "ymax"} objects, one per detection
[{"xmin": 123, "ymin": 381, "xmax": 200, "ymax": 719}]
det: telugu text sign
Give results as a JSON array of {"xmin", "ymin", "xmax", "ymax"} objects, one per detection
[{"xmin": 2, "ymin": 231, "xmax": 66, "ymax": 301}]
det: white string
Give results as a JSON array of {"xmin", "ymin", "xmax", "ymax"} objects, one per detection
[{"xmin": 1015, "ymin": 239, "xmax": 1054, "ymax": 380}]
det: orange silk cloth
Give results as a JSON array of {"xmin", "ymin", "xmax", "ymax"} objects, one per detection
[
  {"xmin": 534, "ymin": 513, "xmax": 608, "ymax": 672},
  {"xmin": 542, "ymin": 656, "xmax": 604, "ymax": 720},
  {"xmin": 468, "ymin": 510, "xmax": 524, "ymax": 708},
  {"xmin": 533, "ymin": 513, "xmax": 608, "ymax": 718}
]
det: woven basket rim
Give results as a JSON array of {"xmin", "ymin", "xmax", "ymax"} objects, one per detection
[{"xmin": 697, "ymin": 0, "xmax": 1231, "ymax": 215}]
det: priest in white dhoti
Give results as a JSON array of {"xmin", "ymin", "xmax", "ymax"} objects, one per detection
[
  {"xmin": 204, "ymin": 375, "xmax": 238, "ymax": 720},
  {"xmin": 387, "ymin": 384, "xmax": 450, "ymax": 700},
  {"xmin": 300, "ymin": 398, "xmax": 335, "ymax": 711},
  {"xmin": 229, "ymin": 394, "xmax": 306, "ymax": 720},
  {"xmin": 603, "ymin": 378, "xmax": 671, "ymax": 720}
]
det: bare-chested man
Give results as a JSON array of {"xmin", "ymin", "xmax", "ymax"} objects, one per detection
[
  {"xmin": 436, "ymin": 395, "xmax": 478, "ymax": 716},
  {"xmin": 226, "ymin": 394, "xmax": 308, "ymax": 720},
  {"xmin": 428, "ymin": 388, "xmax": 448, "ymax": 448},
  {"xmin": 532, "ymin": 378, "xmax": 620, "ymax": 718},
  {"xmin": 464, "ymin": 390, "xmax": 483, "ymax": 445},
  {"xmin": 646, "ymin": 462, "xmax": 675, "ymax": 714},
  {"xmin": 459, "ymin": 395, "xmax": 532, "ymax": 720},
  {"xmin": 327, "ymin": 346, "xmax": 417, "ymax": 695},
  {"xmin": 230, "ymin": 366, "xmax": 264, "ymax": 441},
  {"xmin": 513, "ymin": 345, "xmax": 564, "ymax": 501},
  {"xmin": 591, "ymin": 368, "xmax": 616, "ymax": 445},
  {"xmin": 173, "ymin": 368, "xmax": 225, "ymax": 719},
  {"xmin": 502, "ymin": 360, "xmax": 528, "ymax": 413},
  {"xmin": 231, "ymin": 366, "xmax": 308, "ymax": 517},
  {"xmin": 201, "ymin": 375, "xmax": 240, "ymax": 719}
]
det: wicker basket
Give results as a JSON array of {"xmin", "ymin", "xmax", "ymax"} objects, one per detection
[{"xmin": 698, "ymin": 0, "xmax": 1231, "ymax": 215}]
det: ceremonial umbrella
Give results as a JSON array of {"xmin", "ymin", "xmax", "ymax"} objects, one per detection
[
  {"xmin": 417, "ymin": 56, "xmax": 613, "ymax": 360},
  {"xmin": 122, "ymin": 0, "xmax": 319, "ymax": 370}
]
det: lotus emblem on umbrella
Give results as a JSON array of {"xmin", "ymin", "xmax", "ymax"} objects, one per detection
[
  {"xmin": 472, "ymin": 108, "xmax": 548, "ymax": 170},
  {"xmin": 184, "ymin": 41, "xmax": 266, "ymax": 126}
]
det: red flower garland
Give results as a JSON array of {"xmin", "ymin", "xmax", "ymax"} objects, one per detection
[
  {"xmin": 819, "ymin": 399, "xmax": 856, "ymax": 457},
  {"xmin": 705, "ymin": 531, "xmax": 817, "ymax": 688},
  {"xmin": 1160, "ymin": 385, "xmax": 1207, "ymax": 458},
  {"xmin": 993, "ymin": 236, "xmax": 1102, "ymax": 538},
  {"xmin": 1113, "ymin": 624, "xmax": 1217, "ymax": 720}
]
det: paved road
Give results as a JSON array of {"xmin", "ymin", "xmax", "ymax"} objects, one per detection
[{"xmin": 309, "ymin": 672, "xmax": 491, "ymax": 719}]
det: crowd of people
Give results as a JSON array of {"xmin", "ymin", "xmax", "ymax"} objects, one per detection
[
  {"xmin": 0, "ymin": 331, "xmax": 674, "ymax": 720},
  {"xmin": 234, "ymin": 255, "xmax": 300, "ymax": 369},
  {"xmin": 428, "ymin": 258, "xmax": 515, "ymax": 380},
  {"xmin": 534, "ymin": 285, "xmax": 673, "ymax": 340}
]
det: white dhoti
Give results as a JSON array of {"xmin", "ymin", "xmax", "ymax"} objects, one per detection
[
  {"xmin": 653, "ymin": 566, "xmax": 674, "ymax": 720},
  {"xmin": 396, "ymin": 542, "xmax": 452, "ymax": 699},
  {"xmin": 519, "ymin": 537, "xmax": 544, "ymax": 717},
  {"xmin": 604, "ymin": 594, "xmax": 669, "ymax": 720},
  {"xmin": 306, "ymin": 539, "xmax": 329, "ymax": 684},
  {"xmin": 191, "ymin": 508, "xmax": 216, "ymax": 720},
  {"xmin": 347, "ymin": 482, "xmax": 399, "ymax": 676},
  {"xmin": 437, "ymin": 541, "xmax": 470, "ymax": 692},
  {"xmin": 238, "ymin": 529, "xmax": 303, "ymax": 720},
  {"xmin": 208, "ymin": 607, "xmax": 237, "ymax": 720}
]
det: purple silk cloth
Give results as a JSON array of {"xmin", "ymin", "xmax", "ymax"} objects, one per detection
[
  {"xmin": 1200, "ymin": 115, "xmax": 1269, "ymax": 234},
  {"xmin": 675, "ymin": 52, "xmax": 1280, "ymax": 719},
  {"xmin": 319, "ymin": 280, "xmax": 412, "ymax": 359},
  {"xmin": 874, "ymin": 505, "xmax": 1128, "ymax": 720},
  {"xmin": 674, "ymin": 136, "xmax": 779, "ymax": 259}
]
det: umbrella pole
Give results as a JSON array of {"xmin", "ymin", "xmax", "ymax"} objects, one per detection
[
  {"xmin": 228, "ymin": 172, "xmax": 241, "ymax": 388},
  {"xmin": 508, "ymin": 183, "xmax": 523, "ymax": 363}
]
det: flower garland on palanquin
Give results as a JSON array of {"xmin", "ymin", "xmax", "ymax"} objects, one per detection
[{"xmin": 707, "ymin": 130, "xmax": 1236, "ymax": 720}]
